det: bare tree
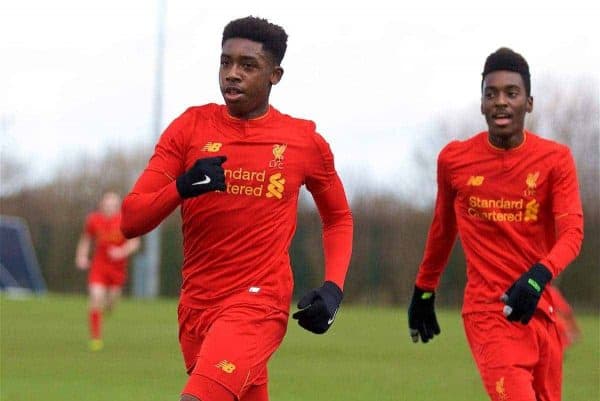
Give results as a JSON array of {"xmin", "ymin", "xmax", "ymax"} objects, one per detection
[{"xmin": 527, "ymin": 75, "xmax": 599, "ymax": 219}]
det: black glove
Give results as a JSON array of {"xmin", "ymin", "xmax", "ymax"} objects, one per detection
[
  {"xmin": 176, "ymin": 156, "xmax": 227, "ymax": 198},
  {"xmin": 501, "ymin": 263, "xmax": 552, "ymax": 324},
  {"xmin": 292, "ymin": 281, "xmax": 343, "ymax": 334},
  {"xmin": 408, "ymin": 286, "xmax": 440, "ymax": 343}
]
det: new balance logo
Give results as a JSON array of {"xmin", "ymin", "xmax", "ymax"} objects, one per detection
[
  {"xmin": 202, "ymin": 142, "xmax": 223, "ymax": 152},
  {"xmin": 215, "ymin": 360, "xmax": 236, "ymax": 373},
  {"xmin": 467, "ymin": 176, "xmax": 484, "ymax": 186}
]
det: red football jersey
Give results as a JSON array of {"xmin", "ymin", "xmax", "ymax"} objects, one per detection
[
  {"xmin": 121, "ymin": 104, "xmax": 353, "ymax": 310},
  {"xmin": 416, "ymin": 131, "xmax": 583, "ymax": 316},
  {"xmin": 85, "ymin": 212, "xmax": 128, "ymax": 271}
]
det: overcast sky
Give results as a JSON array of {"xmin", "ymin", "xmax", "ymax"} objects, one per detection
[{"xmin": 1, "ymin": 0, "xmax": 598, "ymax": 194}]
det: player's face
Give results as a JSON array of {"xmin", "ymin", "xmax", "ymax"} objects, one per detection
[
  {"xmin": 481, "ymin": 71, "xmax": 533, "ymax": 147},
  {"xmin": 100, "ymin": 193, "xmax": 121, "ymax": 216},
  {"xmin": 219, "ymin": 38, "xmax": 283, "ymax": 119}
]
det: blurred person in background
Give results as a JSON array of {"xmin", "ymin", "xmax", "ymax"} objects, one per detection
[
  {"xmin": 75, "ymin": 191, "xmax": 140, "ymax": 351},
  {"xmin": 407, "ymin": 47, "xmax": 583, "ymax": 401},
  {"xmin": 120, "ymin": 16, "xmax": 353, "ymax": 401}
]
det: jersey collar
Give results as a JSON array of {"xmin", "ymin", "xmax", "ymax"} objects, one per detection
[
  {"xmin": 221, "ymin": 105, "xmax": 276, "ymax": 128},
  {"xmin": 484, "ymin": 130, "xmax": 530, "ymax": 154}
]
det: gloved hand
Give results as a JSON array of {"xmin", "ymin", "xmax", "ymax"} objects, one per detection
[
  {"xmin": 176, "ymin": 156, "xmax": 227, "ymax": 198},
  {"xmin": 408, "ymin": 286, "xmax": 440, "ymax": 343},
  {"xmin": 292, "ymin": 281, "xmax": 343, "ymax": 334},
  {"xmin": 501, "ymin": 263, "xmax": 552, "ymax": 324}
]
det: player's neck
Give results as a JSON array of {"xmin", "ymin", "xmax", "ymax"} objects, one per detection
[
  {"xmin": 488, "ymin": 130, "xmax": 525, "ymax": 150},
  {"xmin": 227, "ymin": 103, "xmax": 270, "ymax": 121}
]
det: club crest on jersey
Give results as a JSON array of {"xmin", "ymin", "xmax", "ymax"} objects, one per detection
[
  {"xmin": 524, "ymin": 171, "xmax": 539, "ymax": 196},
  {"xmin": 269, "ymin": 144, "xmax": 287, "ymax": 169}
]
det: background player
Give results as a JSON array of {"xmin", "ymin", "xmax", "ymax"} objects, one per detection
[
  {"xmin": 75, "ymin": 191, "xmax": 140, "ymax": 351},
  {"xmin": 120, "ymin": 16, "xmax": 353, "ymax": 401},
  {"xmin": 407, "ymin": 48, "xmax": 583, "ymax": 401}
]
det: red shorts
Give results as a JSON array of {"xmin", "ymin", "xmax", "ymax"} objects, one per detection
[
  {"xmin": 178, "ymin": 291, "xmax": 288, "ymax": 400},
  {"xmin": 463, "ymin": 311, "xmax": 563, "ymax": 401},
  {"xmin": 88, "ymin": 266, "xmax": 127, "ymax": 287}
]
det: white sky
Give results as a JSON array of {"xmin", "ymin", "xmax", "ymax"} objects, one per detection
[{"xmin": 1, "ymin": 0, "xmax": 599, "ymax": 195}]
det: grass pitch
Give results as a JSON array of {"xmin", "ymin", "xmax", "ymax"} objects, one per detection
[{"xmin": 1, "ymin": 294, "xmax": 598, "ymax": 401}]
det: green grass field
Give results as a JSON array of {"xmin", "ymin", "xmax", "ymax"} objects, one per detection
[{"xmin": 1, "ymin": 294, "xmax": 598, "ymax": 401}]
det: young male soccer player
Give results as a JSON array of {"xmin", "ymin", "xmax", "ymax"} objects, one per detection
[
  {"xmin": 120, "ymin": 16, "xmax": 353, "ymax": 401},
  {"xmin": 407, "ymin": 48, "xmax": 583, "ymax": 401},
  {"xmin": 75, "ymin": 191, "xmax": 141, "ymax": 351}
]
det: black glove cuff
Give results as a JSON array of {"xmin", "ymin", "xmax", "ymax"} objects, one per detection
[
  {"xmin": 529, "ymin": 263, "xmax": 552, "ymax": 287},
  {"xmin": 322, "ymin": 281, "xmax": 343, "ymax": 304},
  {"xmin": 175, "ymin": 175, "xmax": 187, "ymax": 198},
  {"xmin": 413, "ymin": 285, "xmax": 435, "ymax": 301}
]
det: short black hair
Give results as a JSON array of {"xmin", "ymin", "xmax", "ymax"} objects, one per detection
[
  {"xmin": 222, "ymin": 16, "xmax": 288, "ymax": 65},
  {"xmin": 481, "ymin": 47, "xmax": 531, "ymax": 96}
]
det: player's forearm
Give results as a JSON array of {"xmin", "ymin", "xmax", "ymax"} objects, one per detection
[
  {"xmin": 75, "ymin": 236, "xmax": 91, "ymax": 261},
  {"xmin": 415, "ymin": 210, "xmax": 457, "ymax": 290},
  {"xmin": 313, "ymin": 176, "xmax": 353, "ymax": 290},
  {"xmin": 121, "ymin": 181, "xmax": 181, "ymax": 238},
  {"xmin": 539, "ymin": 213, "xmax": 584, "ymax": 277},
  {"xmin": 416, "ymin": 151, "xmax": 457, "ymax": 290},
  {"xmin": 415, "ymin": 235, "xmax": 456, "ymax": 290},
  {"xmin": 75, "ymin": 235, "xmax": 91, "ymax": 269},
  {"xmin": 123, "ymin": 237, "xmax": 141, "ymax": 256},
  {"xmin": 322, "ymin": 213, "xmax": 353, "ymax": 290}
]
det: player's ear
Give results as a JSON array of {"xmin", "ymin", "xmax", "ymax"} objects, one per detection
[
  {"xmin": 480, "ymin": 98, "xmax": 485, "ymax": 115},
  {"xmin": 526, "ymin": 96, "xmax": 533, "ymax": 113},
  {"xmin": 270, "ymin": 66, "xmax": 283, "ymax": 85}
]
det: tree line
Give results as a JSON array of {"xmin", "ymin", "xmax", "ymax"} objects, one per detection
[{"xmin": 1, "ymin": 77, "xmax": 597, "ymax": 308}]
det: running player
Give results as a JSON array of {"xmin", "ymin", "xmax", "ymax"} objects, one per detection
[
  {"xmin": 120, "ymin": 16, "xmax": 353, "ymax": 401},
  {"xmin": 407, "ymin": 48, "xmax": 583, "ymax": 401},
  {"xmin": 75, "ymin": 191, "xmax": 141, "ymax": 351}
]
